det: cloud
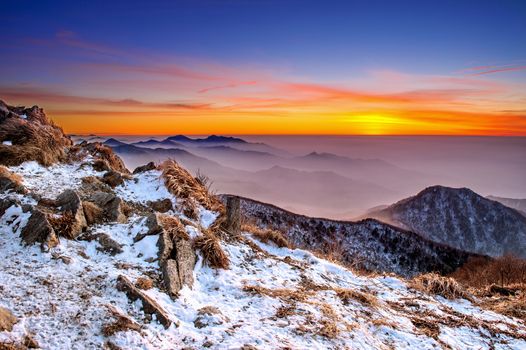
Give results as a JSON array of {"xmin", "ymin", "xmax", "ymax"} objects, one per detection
[{"xmin": 458, "ymin": 63, "xmax": 526, "ymax": 76}]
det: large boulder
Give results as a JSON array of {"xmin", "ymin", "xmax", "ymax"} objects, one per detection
[
  {"xmin": 89, "ymin": 192, "xmax": 127, "ymax": 223},
  {"xmin": 102, "ymin": 170, "xmax": 125, "ymax": 188},
  {"xmin": 148, "ymin": 198, "xmax": 172, "ymax": 213},
  {"xmin": 0, "ymin": 197, "xmax": 20, "ymax": 218},
  {"xmin": 56, "ymin": 189, "xmax": 87, "ymax": 238},
  {"xmin": 20, "ymin": 209, "xmax": 59, "ymax": 250},
  {"xmin": 0, "ymin": 306, "xmax": 17, "ymax": 331}
]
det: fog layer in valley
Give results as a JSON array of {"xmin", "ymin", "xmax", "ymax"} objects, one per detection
[{"xmin": 74, "ymin": 134, "xmax": 526, "ymax": 219}]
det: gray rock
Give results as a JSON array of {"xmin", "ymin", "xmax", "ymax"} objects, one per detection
[
  {"xmin": 102, "ymin": 170, "xmax": 124, "ymax": 188},
  {"xmin": 89, "ymin": 191, "xmax": 127, "ymax": 223},
  {"xmin": 134, "ymin": 213, "xmax": 162, "ymax": 242},
  {"xmin": 0, "ymin": 197, "xmax": 20, "ymax": 217},
  {"xmin": 20, "ymin": 209, "xmax": 59, "ymax": 250},
  {"xmin": 148, "ymin": 198, "xmax": 172, "ymax": 213},
  {"xmin": 116, "ymin": 275, "xmax": 173, "ymax": 328}
]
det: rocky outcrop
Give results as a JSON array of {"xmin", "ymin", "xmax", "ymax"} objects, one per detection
[
  {"xmin": 116, "ymin": 275, "xmax": 172, "ymax": 328},
  {"xmin": 0, "ymin": 306, "xmax": 17, "ymax": 331},
  {"xmin": 133, "ymin": 162, "xmax": 156, "ymax": 174},
  {"xmin": 89, "ymin": 192, "xmax": 127, "ymax": 223},
  {"xmin": 20, "ymin": 209, "xmax": 59, "ymax": 250},
  {"xmin": 157, "ymin": 216, "xmax": 196, "ymax": 297},
  {"xmin": 148, "ymin": 198, "xmax": 172, "ymax": 213},
  {"xmin": 0, "ymin": 166, "xmax": 25, "ymax": 193},
  {"xmin": 72, "ymin": 142, "xmax": 129, "ymax": 174},
  {"xmin": 56, "ymin": 190, "xmax": 87, "ymax": 238},
  {"xmin": 0, "ymin": 100, "xmax": 73, "ymax": 166},
  {"xmin": 102, "ymin": 170, "xmax": 125, "ymax": 188}
]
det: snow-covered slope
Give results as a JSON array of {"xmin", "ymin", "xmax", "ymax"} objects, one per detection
[
  {"xmin": 368, "ymin": 186, "xmax": 526, "ymax": 258},
  {"xmin": 2, "ymin": 160, "xmax": 526, "ymax": 349},
  {"xmin": 232, "ymin": 195, "xmax": 477, "ymax": 277}
]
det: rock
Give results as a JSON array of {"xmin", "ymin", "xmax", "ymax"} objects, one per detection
[
  {"xmin": 92, "ymin": 159, "xmax": 111, "ymax": 172},
  {"xmin": 96, "ymin": 233, "xmax": 123, "ymax": 255},
  {"xmin": 89, "ymin": 192, "xmax": 127, "ymax": 223},
  {"xmin": 82, "ymin": 201, "xmax": 104, "ymax": 225},
  {"xmin": 116, "ymin": 275, "xmax": 173, "ymax": 328},
  {"xmin": 133, "ymin": 162, "xmax": 156, "ymax": 174},
  {"xmin": 194, "ymin": 306, "xmax": 227, "ymax": 329},
  {"xmin": 0, "ymin": 197, "xmax": 19, "ymax": 217},
  {"xmin": 20, "ymin": 209, "xmax": 59, "ymax": 250},
  {"xmin": 0, "ymin": 306, "xmax": 17, "ymax": 331},
  {"xmin": 134, "ymin": 213, "xmax": 162, "ymax": 242},
  {"xmin": 102, "ymin": 171, "xmax": 124, "ymax": 188},
  {"xmin": 56, "ymin": 189, "xmax": 87, "ymax": 238},
  {"xmin": 148, "ymin": 198, "xmax": 172, "ymax": 213},
  {"xmin": 222, "ymin": 196, "xmax": 240, "ymax": 235},
  {"xmin": 157, "ymin": 227, "xmax": 196, "ymax": 297}
]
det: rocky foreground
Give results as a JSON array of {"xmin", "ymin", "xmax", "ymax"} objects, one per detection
[{"xmin": 1, "ymin": 101, "xmax": 526, "ymax": 349}]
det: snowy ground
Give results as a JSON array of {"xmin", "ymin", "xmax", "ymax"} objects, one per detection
[{"xmin": 1, "ymin": 161, "xmax": 526, "ymax": 349}]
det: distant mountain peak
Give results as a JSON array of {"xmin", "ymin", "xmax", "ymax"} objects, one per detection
[{"xmin": 166, "ymin": 135, "xmax": 246, "ymax": 143}]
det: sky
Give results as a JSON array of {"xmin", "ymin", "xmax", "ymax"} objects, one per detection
[{"xmin": 1, "ymin": 0, "xmax": 525, "ymax": 135}]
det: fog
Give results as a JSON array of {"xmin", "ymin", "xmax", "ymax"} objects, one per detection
[{"xmin": 75, "ymin": 135, "xmax": 526, "ymax": 220}]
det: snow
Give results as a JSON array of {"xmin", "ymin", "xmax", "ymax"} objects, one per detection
[
  {"xmin": 115, "ymin": 170, "xmax": 173, "ymax": 205},
  {"xmin": 8, "ymin": 160, "xmax": 104, "ymax": 199},
  {"xmin": 2, "ymin": 140, "xmax": 12, "ymax": 146},
  {"xmin": 1, "ymin": 160, "xmax": 525, "ymax": 349},
  {"xmin": 20, "ymin": 114, "xmax": 27, "ymax": 119}
]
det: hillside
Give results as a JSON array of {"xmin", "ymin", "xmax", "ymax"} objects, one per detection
[
  {"xmin": 1, "ymin": 101, "xmax": 525, "ymax": 349},
  {"xmin": 367, "ymin": 186, "xmax": 526, "ymax": 258},
  {"xmin": 230, "ymin": 195, "xmax": 479, "ymax": 277},
  {"xmin": 488, "ymin": 195, "xmax": 526, "ymax": 217}
]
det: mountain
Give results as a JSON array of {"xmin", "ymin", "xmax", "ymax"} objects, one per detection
[
  {"xmin": 229, "ymin": 195, "xmax": 479, "ymax": 277},
  {"xmin": 367, "ymin": 186, "xmax": 526, "ymax": 258},
  {"xmin": 166, "ymin": 134, "xmax": 246, "ymax": 144},
  {"xmin": 103, "ymin": 138, "xmax": 129, "ymax": 147},
  {"xmin": 1, "ymin": 100, "xmax": 525, "ymax": 348},
  {"xmin": 132, "ymin": 138, "xmax": 184, "ymax": 148},
  {"xmin": 488, "ymin": 195, "xmax": 526, "ymax": 217}
]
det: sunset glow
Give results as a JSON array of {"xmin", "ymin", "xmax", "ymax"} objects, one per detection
[{"xmin": 1, "ymin": 1, "xmax": 525, "ymax": 135}]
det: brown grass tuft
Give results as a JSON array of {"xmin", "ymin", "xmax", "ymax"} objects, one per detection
[
  {"xmin": 158, "ymin": 215, "xmax": 189, "ymax": 240},
  {"xmin": 193, "ymin": 231, "xmax": 229, "ymax": 269},
  {"xmin": 411, "ymin": 273, "xmax": 471, "ymax": 300},
  {"xmin": 102, "ymin": 306, "xmax": 141, "ymax": 337},
  {"xmin": 47, "ymin": 211, "xmax": 77, "ymax": 239},
  {"xmin": 335, "ymin": 288, "xmax": 378, "ymax": 307},
  {"xmin": 0, "ymin": 166, "xmax": 23, "ymax": 186},
  {"xmin": 160, "ymin": 160, "xmax": 223, "ymax": 213},
  {"xmin": 0, "ymin": 107, "xmax": 72, "ymax": 166},
  {"xmin": 135, "ymin": 276, "xmax": 154, "ymax": 290},
  {"xmin": 241, "ymin": 223, "xmax": 289, "ymax": 248}
]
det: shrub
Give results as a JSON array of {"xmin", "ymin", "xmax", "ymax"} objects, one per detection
[
  {"xmin": 241, "ymin": 223, "xmax": 289, "ymax": 248},
  {"xmin": 193, "ymin": 231, "xmax": 229, "ymax": 269},
  {"xmin": 411, "ymin": 273, "xmax": 471, "ymax": 300}
]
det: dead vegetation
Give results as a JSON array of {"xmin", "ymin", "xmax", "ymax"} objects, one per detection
[
  {"xmin": 135, "ymin": 277, "xmax": 154, "ymax": 290},
  {"xmin": 193, "ymin": 231, "xmax": 230, "ymax": 269},
  {"xmin": 0, "ymin": 166, "xmax": 23, "ymax": 188},
  {"xmin": 47, "ymin": 211, "xmax": 77, "ymax": 239},
  {"xmin": 0, "ymin": 103, "xmax": 72, "ymax": 166},
  {"xmin": 335, "ymin": 288, "xmax": 378, "ymax": 307},
  {"xmin": 161, "ymin": 160, "xmax": 223, "ymax": 213},
  {"xmin": 158, "ymin": 215, "xmax": 189, "ymax": 240},
  {"xmin": 241, "ymin": 223, "xmax": 289, "ymax": 248},
  {"xmin": 69, "ymin": 142, "xmax": 129, "ymax": 174},
  {"xmin": 101, "ymin": 306, "xmax": 141, "ymax": 337},
  {"xmin": 410, "ymin": 273, "xmax": 471, "ymax": 300}
]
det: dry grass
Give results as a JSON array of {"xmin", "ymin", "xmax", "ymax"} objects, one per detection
[
  {"xmin": 158, "ymin": 215, "xmax": 189, "ymax": 240},
  {"xmin": 193, "ymin": 231, "xmax": 229, "ymax": 269},
  {"xmin": 161, "ymin": 160, "xmax": 223, "ymax": 213},
  {"xmin": 410, "ymin": 273, "xmax": 471, "ymax": 300},
  {"xmin": 0, "ymin": 342, "xmax": 25, "ymax": 350},
  {"xmin": 335, "ymin": 287, "xmax": 379, "ymax": 307},
  {"xmin": 82, "ymin": 201, "xmax": 103, "ymax": 225},
  {"xmin": 47, "ymin": 211, "xmax": 76, "ymax": 239},
  {"xmin": 241, "ymin": 223, "xmax": 289, "ymax": 248},
  {"xmin": 243, "ymin": 285, "xmax": 313, "ymax": 303},
  {"xmin": 478, "ymin": 295, "xmax": 526, "ymax": 321},
  {"xmin": 135, "ymin": 277, "xmax": 154, "ymax": 290},
  {"xmin": 0, "ymin": 108, "xmax": 72, "ymax": 166},
  {"xmin": 0, "ymin": 166, "xmax": 23, "ymax": 187}
]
